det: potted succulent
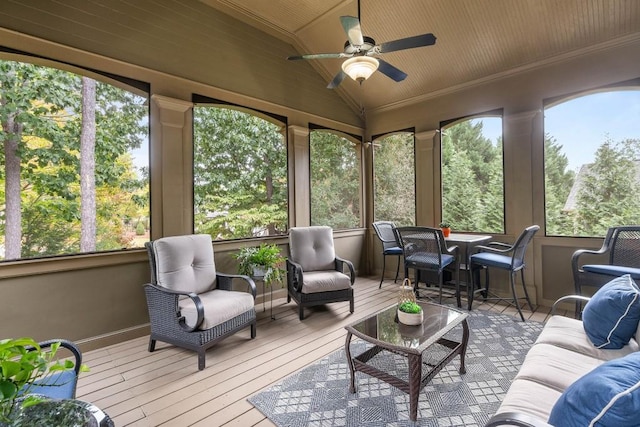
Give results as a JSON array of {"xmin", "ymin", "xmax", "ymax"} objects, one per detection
[
  {"xmin": 439, "ymin": 222, "xmax": 451, "ymax": 237},
  {"xmin": 0, "ymin": 337, "xmax": 86, "ymax": 423},
  {"xmin": 397, "ymin": 301, "xmax": 424, "ymax": 325},
  {"xmin": 234, "ymin": 243, "xmax": 286, "ymax": 288}
]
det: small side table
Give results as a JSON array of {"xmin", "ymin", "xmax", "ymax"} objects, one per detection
[{"xmin": 252, "ymin": 274, "xmax": 276, "ymax": 320}]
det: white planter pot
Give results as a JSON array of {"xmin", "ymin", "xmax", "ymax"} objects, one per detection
[{"xmin": 397, "ymin": 309, "xmax": 424, "ymax": 325}]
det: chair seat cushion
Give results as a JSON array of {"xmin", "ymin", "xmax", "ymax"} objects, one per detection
[
  {"xmin": 471, "ymin": 252, "xmax": 522, "ymax": 270},
  {"xmin": 582, "ymin": 274, "xmax": 640, "ymax": 349},
  {"xmin": 383, "ymin": 246, "xmax": 403, "ymax": 255},
  {"xmin": 405, "ymin": 253, "xmax": 454, "ymax": 269},
  {"xmin": 583, "ymin": 264, "xmax": 640, "ymax": 279},
  {"xmin": 26, "ymin": 370, "xmax": 77, "ymax": 399},
  {"xmin": 179, "ymin": 289, "xmax": 255, "ymax": 330},
  {"xmin": 301, "ymin": 271, "xmax": 352, "ymax": 294},
  {"xmin": 548, "ymin": 351, "xmax": 640, "ymax": 427}
]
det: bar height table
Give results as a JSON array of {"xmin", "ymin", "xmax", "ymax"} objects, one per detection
[{"xmin": 445, "ymin": 233, "xmax": 492, "ymax": 309}]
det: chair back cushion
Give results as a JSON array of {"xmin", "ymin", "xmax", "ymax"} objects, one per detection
[
  {"xmin": 289, "ymin": 226, "xmax": 336, "ymax": 272},
  {"xmin": 152, "ymin": 234, "xmax": 216, "ymax": 294}
]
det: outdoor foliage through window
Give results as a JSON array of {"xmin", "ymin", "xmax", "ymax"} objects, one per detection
[
  {"xmin": 310, "ymin": 129, "xmax": 360, "ymax": 229},
  {"xmin": 193, "ymin": 106, "xmax": 287, "ymax": 240},
  {"xmin": 544, "ymin": 90, "xmax": 640, "ymax": 237},
  {"xmin": 373, "ymin": 132, "xmax": 415, "ymax": 226},
  {"xmin": 441, "ymin": 117, "xmax": 504, "ymax": 233},
  {"xmin": 0, "ymin": 59, "xmax": 149, "ymax": 261}
]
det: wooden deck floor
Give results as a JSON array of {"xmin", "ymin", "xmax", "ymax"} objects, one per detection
[{"xmin": 76, "ymin": 276, "xmax": 561, "ymax": 426}]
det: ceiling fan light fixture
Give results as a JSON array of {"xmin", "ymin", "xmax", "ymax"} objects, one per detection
[{"xmin": 342, "ymin": 56, "xmax": 379, "ymax": 83}]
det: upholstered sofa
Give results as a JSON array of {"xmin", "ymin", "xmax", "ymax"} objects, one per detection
[{"xmin": 486, "ymin": 275, "xmax": 640, "ymax": 427}]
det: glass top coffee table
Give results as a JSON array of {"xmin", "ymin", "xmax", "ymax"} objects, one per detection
[{"xmin": 344, "ymin": 301, "xmax": 469, "ymax": 421}]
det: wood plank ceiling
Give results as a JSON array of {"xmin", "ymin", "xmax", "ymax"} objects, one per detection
[{"xmin": 201, "ymin": 0, "xmax": 640, "ymax": 112}]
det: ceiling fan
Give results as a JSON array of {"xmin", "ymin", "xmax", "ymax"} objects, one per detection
[{"xmin": 287, "ymin": 0, "xmax": 437, "ymax": 89}]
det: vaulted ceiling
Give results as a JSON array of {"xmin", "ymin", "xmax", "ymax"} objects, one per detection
[{"xmin": 201, "ymin": 0, "xmax": 640, "ymax": 112}]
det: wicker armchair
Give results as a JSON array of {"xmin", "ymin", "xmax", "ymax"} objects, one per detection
[
  {"xmin": 25, "ymin": 339, "xmax": 83, "ymax": 399},
  {"xmin": 572, "ymin": 225, "xmax": 640, "ymax": 317},
  {"xmin": 286, "ymin": 226, "xmax": 355, "ymax": 320},
  {"xmin": 395, "ymin": 226, "xmax": 461, "ymax": 307},
  {"xmin": 372, "ymin": 221, "xmax": 403, "ymax": 289},
  {"xmin": 144, "ymin": 234, "xmax": 256, "ymax": 370}
]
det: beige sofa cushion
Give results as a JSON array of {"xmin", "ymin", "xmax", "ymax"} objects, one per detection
[
  {"xmin": 179, "ymin": 289, "xmax": 254, "ymax": 330},
  {"xmin": 301, "ymin": 271, "xmax": 352, "ymax": 294},
  {"xmin": 498, "ymin": 378, "xmax": 562, "ymax": 421},
  {"xmin": 537, "ymin": 315, "xmax": 639, "ymax": 361},
  {"xmin": 515, "ymin": 343, "xmax": 603, "ymax": 392}
]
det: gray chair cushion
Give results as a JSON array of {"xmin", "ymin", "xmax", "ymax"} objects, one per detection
[
  {"xmin": 289, "ymin": 226, "xmax": 336, "ymax": 272},
  {"xmin": 152, "ymin": 234, "xmax": 216, "ymax": 295},
  {"xmin": 179, "ymin": 289, "xmax": 255, "ymax": 330},
  {"xmin": 301, "ymin": 271, "xmax": 352, "ymax": 294}
]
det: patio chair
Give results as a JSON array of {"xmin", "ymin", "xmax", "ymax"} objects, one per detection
[
  {"xmin": 572, "ymin": 225, "xmax": 640, "ymax": 317},
  {"xmin": 144, "ymin": 234, "xmax": 257, "ymax": 370},
  {"xmin": 469, "ymin": 225, "xmax": 539, "ymax": 321},
  {"xmin": 372, "ymin": 221, "xmax": 403, "ymax": 288},
  {"xmin": 286, "ymin": 226, "xmax": 355, "ymax": 320},
  {"xmin": 25, "ymin": 339, "xmax": 83, "ymax": 399},
  {"xmin": 395, "ymin": 226, "xmax": 461, "ymax": 307}
]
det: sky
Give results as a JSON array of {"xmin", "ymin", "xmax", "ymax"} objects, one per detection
[{"xmin": 476, "ymin": 90, "xmax": 640, "ymax": 173}]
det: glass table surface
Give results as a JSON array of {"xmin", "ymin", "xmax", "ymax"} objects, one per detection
[{"xmin": 346, "ymin": 301, "xmax": 468, "ymax": 352}]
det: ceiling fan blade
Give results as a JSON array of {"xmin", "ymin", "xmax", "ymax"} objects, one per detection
[
  {"xmin": 327, "ymin": 70, "xmax": 347, "ymax": 89},
  {"xmin": 340, "ymin": 16, "xmax": 364, "ymax": 46},
  {"xmin": 379, "ymin": 33, "xmax": 436, "ymax": 53},
  {"xmin": 377, "ymin": 59, "xmax": 407, "ymax": 82},
  {"xmin": 287, "ymin": 53, "xmax": 348, "ymax": 60}
]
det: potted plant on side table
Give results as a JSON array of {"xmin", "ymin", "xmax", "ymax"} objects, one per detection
[
  {"xmin": 439, "ymin": 222, "xmax": 451, "ymax": 237},
  {"xmin": 234, "ymin": 243, "xmax": 286, "ymax": 288},
  {"xmin": 397, "ymin": 301, "xmax": 424, "ymax": 325}
]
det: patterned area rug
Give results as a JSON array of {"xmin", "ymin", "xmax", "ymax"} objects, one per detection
[{"xmin": 248, "ymin": 308, "xmax": 544, "ymax": 427}]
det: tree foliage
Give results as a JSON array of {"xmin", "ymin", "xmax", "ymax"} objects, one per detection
[
  {"xmin": 310, "ymin": 130, "xmax": 360, "ymax": 229},
  {"xmin": 441, "ymin": 119, "xmax": 504, "ymax": 233},
  {"xmin": 373, "ymin": 132, "xmax": 415, "ymax": 226},
  {"xmin": 0, "ymin": 59, "xmax": 148, "ymax": 260},
  {"xmin": 193, "ymin": 107, "xmax": 287, "ymax": 240}
]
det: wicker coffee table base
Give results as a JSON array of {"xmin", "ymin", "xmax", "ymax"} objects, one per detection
[{"xmin": 345, "ymin": 319, "xmax": 469, "ymax": 422}]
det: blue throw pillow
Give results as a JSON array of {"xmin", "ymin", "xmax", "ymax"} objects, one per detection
[
  {"xmin": 582, "ymin": 274, "xmax": 640, "ymax": 349},
  {"xmin": 548, "ymin": 352, "xmax": 640, "ymax": 427}
]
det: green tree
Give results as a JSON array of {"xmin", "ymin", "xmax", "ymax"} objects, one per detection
[
  {"xmin": 441, "ymin": 119, "xmax": 504, "ymax": 233},
  {"xmin": 544, "ymin": 135, "xmax": 575, "ymax": 235},
  {"xmin": 574, "ymin": 138, "xmax": 640, "ymax": 236},
  {"xmin": 193, "ymin": 107, "xmax": 287, "ymax": 240},
  {"xmin": 0, "ymin": 59, "xmax": 148, "ymax": 259},
  {"xmin": 373, "ymin": 132, "xmax": 415, "ymax": 225},
  {"xmin": 310, "ymin": 130, "xmax": 360, "ymax": 229}
]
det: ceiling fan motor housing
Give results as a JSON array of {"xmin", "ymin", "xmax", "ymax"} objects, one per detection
[{"xmin": 343, "ymin": 36, "xmax": 376, "ymax": 54}]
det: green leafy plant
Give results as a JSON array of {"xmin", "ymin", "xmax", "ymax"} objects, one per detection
[
  {"xmin": 0, "ymin": 338, "xmax": 87, "ymax": 422},
  {"xmin": 398, "ymin": 301, "xmax": 422, "ymax": 314},
  {"xmin": 438, "ymin": 222, "xmax": 451, "ymax": 228},
  {"xmin": 234, "ymin": 244, "xmax": 286, "ymax": 287}
]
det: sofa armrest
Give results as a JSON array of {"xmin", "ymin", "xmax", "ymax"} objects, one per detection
[
  {"xmin": 485, "ymin": 412, "xmax": 553, "ymax": 427},
  {"xmin": 551, "ymin": 295, "xmax": 591, "ymax": 315}
]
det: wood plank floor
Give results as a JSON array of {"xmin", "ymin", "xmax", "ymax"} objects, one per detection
[{"xmin": 76, "ymin": 276, "xmax": 563, "ymax": 426}]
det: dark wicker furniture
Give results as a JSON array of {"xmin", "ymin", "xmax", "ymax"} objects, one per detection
[
  {"xmin": 144, "ymin": 234, "xmax": 256, "ymax": 370},
  {"xmin": 344, "ymin": 301, "xmax": 469, "ymax": 422},
  {"xmin": 469, "ymin": 225, "xmax": 539, "ymax": 322},
  {"xmin": 286, "ymin": 226, "xmax": 355, "ymax": 320},
  {"xmin": 396, "ymin": 226, "xmax": 461, "ymax": 307},
  {"xmin": 28, "ymin": 339, "xmax": 83, "ymax": 399},
  {"xmin": 572, "ymin": 225, "xmax": 640, "ymax": 317},
  {"xmin": 372, "ymin": 221, "xmax": 403, "ymax": 288}
]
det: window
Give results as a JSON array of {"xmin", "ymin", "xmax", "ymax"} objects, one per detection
[
  {"xmin": 441, "ymin": 116, "xmax": 504, "ymax": 233},
  {"xmin": 193, "ymin": 105, "xmax": 287, "ymax": 240},
  {"xmin": 544, "ymin": 89, "xmax": 640, "ymax": 237},
  {"xmin": 0, "ymin": 57, "xmax": 149, "ymax": 261},
  {"xmin": 373, "ymin": 132, "xmax": 415, "ymax": 225},
  {"xmin": 310, "ymin": 129, "xmax": 361, "ymax": 229}
]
